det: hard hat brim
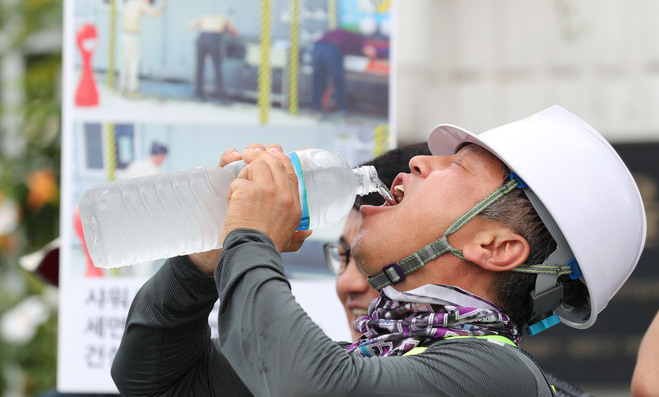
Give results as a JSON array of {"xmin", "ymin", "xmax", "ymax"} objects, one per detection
[{"xmin": 428, "ymin": 124, "xmax": 485, "ymax": 157}]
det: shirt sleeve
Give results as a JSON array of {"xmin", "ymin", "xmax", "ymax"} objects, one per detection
[
  {"xmin": 111, "ymin": 256, "xmax": 252, "ymax": 396},
  {"xmin": 215, "ymin": 229, "xmax": 555, "ymax": 397}
]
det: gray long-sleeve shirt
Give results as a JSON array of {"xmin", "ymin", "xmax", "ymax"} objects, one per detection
[{"xmin": 112, "ymin": 229, "xmax": 554, "ymax": 396}]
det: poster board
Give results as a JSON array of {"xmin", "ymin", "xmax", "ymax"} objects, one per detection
[{"xmin": 59, "ymin": 0, "xmax": 395, "ymax": 392}]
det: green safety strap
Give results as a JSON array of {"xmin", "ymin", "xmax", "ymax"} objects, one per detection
[
  {"xmin": 403, "ymin": 334, "xmax": 515, "ymax": 356},
  {"xmin": 403, "ymin": 335, "xmax": 558, "ymax": 395},
  {"xmin": 512, "ymin": 264, "xmax": 573, "ymax": 276},
  {"xmin": 367, "ymin": 178, "xmax": 521, "ymax": 291},
  {"xmin": 403, "ymin": 346, "xmax": 428, "ymax": 356}
]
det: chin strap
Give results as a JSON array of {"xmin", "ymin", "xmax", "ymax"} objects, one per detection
[
  {"xmin": 367, "ymin": 173, "xmax": 586, "ymax": 334},
  {"xmin": 367, "ymin": 176, "xmax": 522, "ymax": 291}
]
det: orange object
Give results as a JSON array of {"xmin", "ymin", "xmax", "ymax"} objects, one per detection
[
  {"xmin": 26, "ymin": 168, "xmax": 59, "ymax": 210},
  {"xmin": 365, "ymin": 59, "xmax": 390, "ymax": 75}
]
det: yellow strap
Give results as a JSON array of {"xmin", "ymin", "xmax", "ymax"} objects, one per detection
[
  {"xmin": 402, "ymin": 335, "xmax": 557, "ymax": 394},
  {"xmin": 373, "ymin": 124, "xmax": 390, "ymax": 157},
  {"xmin": 328, "ymin": 0, "xmax": 337, "ymax": 29},
  {"xmin": 105, "ymin": 124, "xmax": 116, "ymax": 182},
  {"xmin": 404, "ymin": 347, "xmax": 428, "ymax": 356},
  {"xmin": 445, "ymin": 334, "xmax": 516, "ymax": 346},
  {"xmin": 107, "ymin": 0, "xmax": 116, "ymax": 89},
  {"xmin": 258, "ymin": 0, "xmax": 272, "ymax": 124},
  {"xmin": 287, "ymin": 0, "xmax": 299, "ymax": 115},
  {"xmin": 402, "ymin": 335, "xmax": 515, "ymax": 356}
]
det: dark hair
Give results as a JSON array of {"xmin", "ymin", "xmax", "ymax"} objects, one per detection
[
  {"xmin": 150, "ymin": 142, "xmax": 168, "ymax": 156},
  {"xmin": 480, "ymin": 183, "xmax": 554, "ymax": 327},
  {"xmin": 354, "ymin": 142, "xmax": 431, "ymax": 209},
  {"xmin": 483, "ymin": 169, "xmax": 588, "ymax": 328}
]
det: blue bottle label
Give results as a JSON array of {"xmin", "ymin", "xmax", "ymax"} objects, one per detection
[{"xmin": 288, "ymin": 152, "xmax": 310, "ymax": 231}]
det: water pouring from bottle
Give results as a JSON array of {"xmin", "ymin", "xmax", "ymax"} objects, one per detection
[{"xmin": 377, "ymin": 179, "xmax": 396, "ymax": 205}]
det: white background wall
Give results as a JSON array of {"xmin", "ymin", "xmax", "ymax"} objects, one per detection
[
  {"xmin": 395, "ymin": 0, "xmax": 659, "ymax": 145},
  {"xmin": 394, "ymin": 4, "xmax": 656, "ymax": 394}
]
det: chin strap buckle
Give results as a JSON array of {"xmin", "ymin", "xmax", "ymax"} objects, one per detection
[
  {"xmin": 529, "ymin": 283, "xmax": 564, "ymax": 319},
  {"xmin": 526, "ymin": 314, "xmax": 561, "ymax": 335},
  {"xmin": 382, "ymin": 263, "xmax": 406, "ymax": 285},
  {"xmin": 525, "ymin": 283, "xmax": 564, "ymax": 335},
  {"xmin": 567, "ymin": 259, "xmax": 582, "ymax": 280}
]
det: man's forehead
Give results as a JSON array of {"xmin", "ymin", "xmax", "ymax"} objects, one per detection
[
  {"xmin": 454, "ymin": 143, "xmax": 508, "ymax": 175},
  {"xmin": 455, "ymin": 142, "xmax": 492, "ymax": 157}
]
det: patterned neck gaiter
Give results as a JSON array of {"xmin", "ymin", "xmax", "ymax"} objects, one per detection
[{"xmin": 345, "ymin": 284, "xmax": 520, "ymax": 357}]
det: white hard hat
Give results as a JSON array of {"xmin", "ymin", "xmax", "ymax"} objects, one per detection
[{"xmin": 427, "ymin": 105, "xmax": 646, "ymax": 329}]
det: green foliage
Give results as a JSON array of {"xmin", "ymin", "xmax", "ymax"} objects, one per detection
[
  {"xmin": 0, "ymin": 0, "xmax": 62, "ymax": 57},
  {"xmin": 0, "ymin": 273, "xmax": 58, "ymax": 396},
  {"xmin": 0, "ymin": 0, "xmax": 62, "ymax": 395}
]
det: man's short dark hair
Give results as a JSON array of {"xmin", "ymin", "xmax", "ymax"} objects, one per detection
[
  {"xmin": 150, "ymin": 142, "xmax": 168, "ymax": 156},
  {"xmin": 483, "ymin": 170, "xmax": 588, "ymax": 328}
]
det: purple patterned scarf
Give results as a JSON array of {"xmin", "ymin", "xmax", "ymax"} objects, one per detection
[{"xmin": 345, "ymin": 284, "xmax": 520, "ymax": 357}]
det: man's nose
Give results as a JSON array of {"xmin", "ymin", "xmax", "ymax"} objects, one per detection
[{"xmin": 409, "ymin": 155, "xmax": 445, "ymax": 177}]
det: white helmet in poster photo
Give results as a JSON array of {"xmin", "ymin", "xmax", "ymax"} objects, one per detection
[{"xmin": 428, "ymin": 105, "xmax": 647, "ymax": 330}]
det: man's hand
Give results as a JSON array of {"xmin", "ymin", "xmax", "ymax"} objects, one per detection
[
  {"xmin": 188, "ymin": 143, "xmax": 311, "ymax": 275},
  {"xmin": 222, "ymin": 144, "xmax": 312, "ymax": 252}
]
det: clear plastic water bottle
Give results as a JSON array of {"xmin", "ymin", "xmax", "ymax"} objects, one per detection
[{"xmin": 79, "ymin": 148, "xmax": 392, "ymax": 268}]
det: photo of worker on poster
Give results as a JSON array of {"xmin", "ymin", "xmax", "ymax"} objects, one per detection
[
  {"xmin": 70, "ymin": 0, "xmax": 391, "ymax": 164},
  {"xmin": 60, "ymin": 0, "xmax": 395, "ymax": 392}
]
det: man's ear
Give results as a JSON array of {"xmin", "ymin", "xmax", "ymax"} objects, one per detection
[{"xmin": 461, "ymin": 228, "xmax": 530, "ymax": 272}]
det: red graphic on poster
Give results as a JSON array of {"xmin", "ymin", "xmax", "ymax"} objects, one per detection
[
  {"xmin": 75, "ymin": 24, "xmax": 99, "ymax": 107},
  {"xmin": 73, "ymin": 205, "xmax": 104, "ymax": 277}
]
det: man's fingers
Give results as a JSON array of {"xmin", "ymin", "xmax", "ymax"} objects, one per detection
[
  {"xmin": 282, "ymin": 230, "xmax": 313, "ymax": 252},
  {"xmin": 225, "ymin": 177, "xmax": 248, "ymax": 203},
  {"xmin": 264, "ymin": 147, "xmax": 299, "ymax": 194},
  {"xmin": 221, "ymin": 143, "xmax": 306, "ymax": 252},
  {"xmin": 265, "ymin": 151, "xmax": 298, "ymax": 193},
  {"xmin": 265, "ymin": 143, "xmax": 284, "ymax": 153},
  {"xmin": 219, "ymin": 148, "xmax": 242, "ymax": 167},
  {"xmin": 242, "ymin": 143, "xmax": 266, "ymax": 163},
  {"xmin": 241, "ymin": 150, "xmax": 296, "ymax": 192},
  {"xmin": 220, "ymin": 143, "xmax": 284, "ymax": 167}
]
